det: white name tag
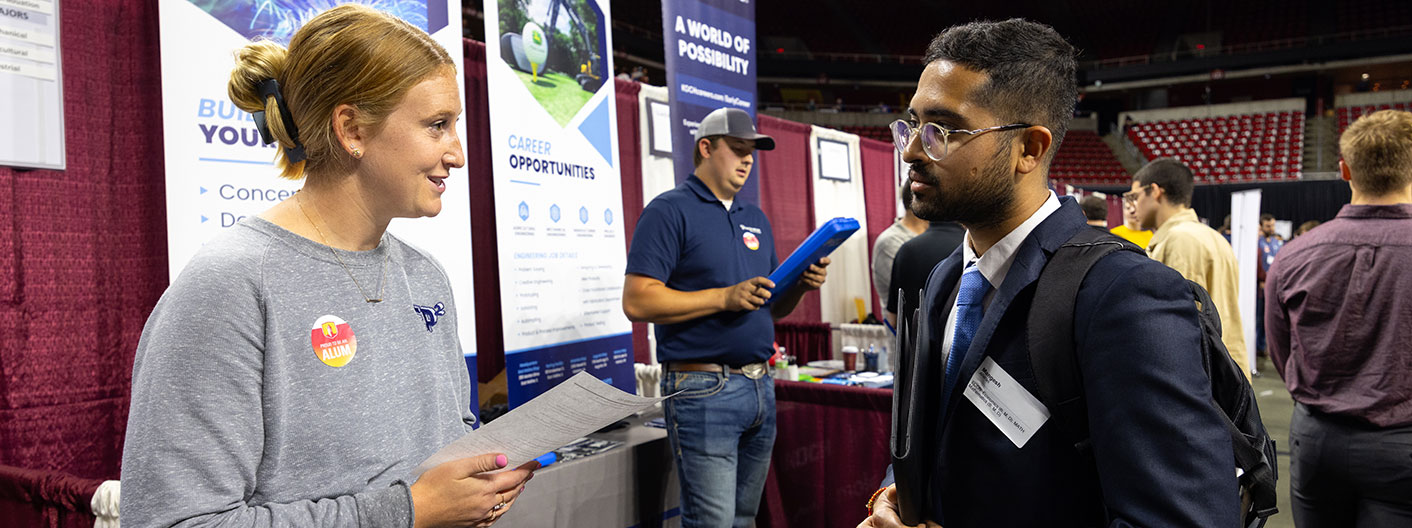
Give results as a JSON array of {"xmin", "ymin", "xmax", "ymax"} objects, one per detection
[{"xmin": 963, "ymin": 357, "xmax": 1050, "ymax": 448}]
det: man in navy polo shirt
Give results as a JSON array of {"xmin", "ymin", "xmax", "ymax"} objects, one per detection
[{"xmin": 623, "ymin": 106, "xmax": 829, "ymax": 528}]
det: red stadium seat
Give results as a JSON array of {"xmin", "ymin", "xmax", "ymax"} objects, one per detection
[{"xmin": 1127, "ymin": 110, "xmax": 1308, "ymax": 184}]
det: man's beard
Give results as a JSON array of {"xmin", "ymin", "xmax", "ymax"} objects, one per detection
[{"xmin": 909, "ymin": 145, "xmax": 1016, "ymax": 229}]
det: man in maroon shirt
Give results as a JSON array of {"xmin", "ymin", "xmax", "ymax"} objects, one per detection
[{"xmin": 1265, "ymin": 109, "xmax": 1412, "ymax": 528}]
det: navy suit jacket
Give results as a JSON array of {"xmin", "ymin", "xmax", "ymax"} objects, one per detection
[{"xmin": 890, "ymin": 198, "xmax": 1238, "ymax": 527}]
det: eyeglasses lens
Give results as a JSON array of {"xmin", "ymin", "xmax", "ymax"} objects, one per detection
[{"xmin": 919, "ymin": 123, "xmax": 947, "ymax": 160}]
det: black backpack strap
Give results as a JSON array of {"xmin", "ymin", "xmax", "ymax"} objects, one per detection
[
  {"xmin": 1028, "ymin": 228, "xmax": 1145, "ymax": 455},
  {"xmin": 1027, "ymin": 228, "xmax": 1144, "ymax": 525},
  {"xmin": 1186, "ymin": 280, "xmax": 1280, "ymax": 526}
]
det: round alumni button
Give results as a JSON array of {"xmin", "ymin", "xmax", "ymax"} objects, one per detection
[
  {"xmin": 742, "ymin": 231, "xmax": 760, "ymax": 250},
  {"xmin": 310, "ymin": 315, "xmax": 358, "ymax": 367}
]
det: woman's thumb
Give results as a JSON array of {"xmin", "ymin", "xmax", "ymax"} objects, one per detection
[{"xmin": 448, "ymin": 452, "xmax": 509, "ymax": 477}]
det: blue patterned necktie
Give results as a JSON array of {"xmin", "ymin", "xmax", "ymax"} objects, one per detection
[{"xmin": 943, "ymin": 262, "xmax": 992, "ymax": 406}]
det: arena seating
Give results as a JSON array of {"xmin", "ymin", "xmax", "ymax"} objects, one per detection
[
  {"xmin": 1049, "ymin": 130, "xmax": 1129, "ymax": 187},
  {"xmin": 1126, "ymin": 111, "xmax": 1304, "ymax": 182},
  {"xmin": 1337, "ymin": 101, "xmax": 1412, "ymax": 134},
  {"xmin": 841, "ymin": 125, "xmax": 891, "ymax": 143}
]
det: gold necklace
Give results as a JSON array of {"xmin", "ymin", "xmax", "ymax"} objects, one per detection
[{"xmin": 295, "ymin": 193, "xmax": 389, "ymax": 303}]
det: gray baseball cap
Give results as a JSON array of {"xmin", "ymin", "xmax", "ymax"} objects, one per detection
[{"xmin": 694, "ymin": 107, "xmax": 775, "ymax": 151}]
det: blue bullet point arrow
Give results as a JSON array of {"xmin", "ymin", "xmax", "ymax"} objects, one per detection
[
  {"xmin": 201, "ymin": 215, "xmax": 208, "ymax": 223},
  {"xmin": 200, "ymin": 187, "xmax": 207, "ymax": 194}
]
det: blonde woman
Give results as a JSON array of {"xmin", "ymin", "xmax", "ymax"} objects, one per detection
[{"xmin": 121, "ymin": 6, "xmax": 533, "ymax": 527}]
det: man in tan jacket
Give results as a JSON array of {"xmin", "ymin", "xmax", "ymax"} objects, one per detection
[{"xmin": 1127, "ymin": 158, "xmax": 1250, "ymax": 380}]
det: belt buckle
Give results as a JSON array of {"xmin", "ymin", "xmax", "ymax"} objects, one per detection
[{"xmin": 740, "ymin": 362, "xmax": 767, "ymax": 379}]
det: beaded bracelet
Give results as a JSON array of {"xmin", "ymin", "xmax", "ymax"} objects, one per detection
[{"xmin": 865, "ymin": 486, "xmax": 888, "ymax": 515}]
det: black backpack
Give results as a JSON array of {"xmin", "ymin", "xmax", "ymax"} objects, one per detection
[{"xmin": 1026, "ymin": 227, "xmax": 1279, "ymax": 528}]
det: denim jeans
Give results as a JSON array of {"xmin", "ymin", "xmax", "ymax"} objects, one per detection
[{"xmin": 662, "ymin": 368, "xmax": 777, "ymax": 528}]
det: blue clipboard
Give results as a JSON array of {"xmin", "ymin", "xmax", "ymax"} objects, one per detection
[{"xmin": 765, "ymin": 217, "xmax": 860, "ymax": 303}]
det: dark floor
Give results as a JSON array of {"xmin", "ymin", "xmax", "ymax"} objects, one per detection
[{"xmin": 1251, "ymin": 355, "xmax": 1295, "ymax": 528}]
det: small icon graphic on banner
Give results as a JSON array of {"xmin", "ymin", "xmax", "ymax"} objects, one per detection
[
  {"xmin": 550, "ymin": 204, "xmax": 561, "ymax": 223},
  {"xmin": 310, "ymin": 315, "xmax": 358, "ymax": 368},
  {"xmin": 413, "ymin": 302, "xmax": 446, "ymax": 332},
  {"xmin": 518, "ymin": 201, "xmax": 530, "ymax": 221},
  {"xmin": 604, "ymin": 208, "xmax": 614, "ymax": 225},
  {"xmin": 579, "ymin": 206, "xmax": 589, "ymax": 224},
  {"xmin": 743, "ymin": 232, "xmax": 760, "ymax": 250}
]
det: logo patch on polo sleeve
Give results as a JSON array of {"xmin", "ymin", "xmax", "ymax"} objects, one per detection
[
  {"xmin": 310, "ymin": 315, "xmax": 358, "ymax": 367},
  {"xmin": 742, "ymin": 232, "xmax": 760, "ymax": 250}
]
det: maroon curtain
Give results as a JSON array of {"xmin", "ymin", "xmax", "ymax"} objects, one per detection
[
  {"xmin": 0, "ymin": 465, "xmax": 104, "ymax": 528},
  {"xmin": 0, "ymin": 1, "xmax": 167, "ymax": 480},
  {"xmin": 759, "ymin": 382, "xmax": 892, "ymax": 528},
  {"xmin": 613, "ymin": 79, "xmax": 653, "ymax": 364},
  {"xmin": 756, "ymin": 115, "xmax": 821, "ymax": 323},
  {"xmin": 1107, "ymin": 193, "xmax": 1125, "ymax": 229},
  {"xmin": 463, "ymin": 40, "xmax": 507, "ymax": 384},
  {"xmin": 773, "ymin": 322, "xmax": 832, "ymax": 364},
  {"xmin": 859, "ymin": 138, "xmax": 897, "ymax": 316}
]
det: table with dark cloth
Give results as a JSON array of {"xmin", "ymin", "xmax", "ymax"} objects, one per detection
[{"xmin": 759, "ymin": 381, "xmax": 892, "ymax": 528}]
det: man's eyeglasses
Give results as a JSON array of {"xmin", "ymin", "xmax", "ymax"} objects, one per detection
[
  {"xmin": 1122, "ymin": 185, "xmax": 1151, "ymax": 204},
  {"xmin": 889, "ymin": 120, "xmax": 1032, "ymax": 161}
]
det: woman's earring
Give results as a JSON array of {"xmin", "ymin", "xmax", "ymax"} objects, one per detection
[{"xmin": 351, "ymin": 147, "xmax": 362, "ymax": 159}]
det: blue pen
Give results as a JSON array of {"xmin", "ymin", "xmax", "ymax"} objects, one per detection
[
  {"xmin": 883, "ymin": 318, "xmax": 895, "ymax": 336},
  {"xmin": 533, "ymin": 451, "xmax": 557, "ymax": 468}
]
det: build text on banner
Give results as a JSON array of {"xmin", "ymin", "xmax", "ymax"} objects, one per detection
[
  {"xmin": 155, "ymin": 1, "xmax": 478, "ymax": 415},
  {"xmin": 661, "ymin": 0, "xmax": 759, "ymax": 203},
  {"xmin": 483, "ymin": 0, "xmax": 635, "ymax": 407}
]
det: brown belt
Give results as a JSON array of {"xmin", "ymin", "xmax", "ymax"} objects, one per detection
[{"xmin": 665, "ymin": 362, "xmax": 769, "ymax": 379}]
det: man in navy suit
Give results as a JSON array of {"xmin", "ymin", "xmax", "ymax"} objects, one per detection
[{"xmin": 860, "ymin": 19, "xmax": 1238, "ymax": 527}]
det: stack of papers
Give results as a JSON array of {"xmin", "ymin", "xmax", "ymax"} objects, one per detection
[{"xmin": 411, "ymin": 372, "xmax": 669, "ymax": 480}]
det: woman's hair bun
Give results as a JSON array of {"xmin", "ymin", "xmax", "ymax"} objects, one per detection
[{"xmin": 227, "ymin": 40, "xmax": 288, "ymax": 114}]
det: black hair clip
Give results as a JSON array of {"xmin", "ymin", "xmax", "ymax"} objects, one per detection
[{"xmin": 252, "ymin": 78, "xmax": 307, "ymax": 163}]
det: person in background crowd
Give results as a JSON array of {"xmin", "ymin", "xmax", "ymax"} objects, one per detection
[
  {"xmin": 1257, "ymin": 214, "xmax": 1284, "ymax": 265},
  {"xmin": 1080, "ymin": 195, "xmax": 1108, "ymax": 228},
  {"xmin": 884, "ymin": 216, "xmax": 964, "ymax": 328},
  {"xmin": 861, "ymin": 19, "xmax": 1236, "ymax": 528},
  {"xmin": 623, "ymin": 106, "xmax": 829, "ymax": 528},
  {"xmin": 1293, "ymin": 219, "xmax": 1321, "ymax": 238},
  {"xmin": 1255, "ymin": 213, "xmax": 1283, "ymax": 356},
  {"xmin": 1110, "ymin": 194, "xmax": 1154, "ymax": 248},
  {"xmin": 1128, "ymin": 158, "xmax": 1251, "ymax": 379},
  {"xmin": 1266, "ymin": 109, "xmax": 1412, "ymax": 528},
  {"xmin": 122, "ymin": 6, "xmax": 536, "ymax": 527},
  {"xmin": 872, "ymin": 184, "xmax": 926, "ymax": 314}
]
